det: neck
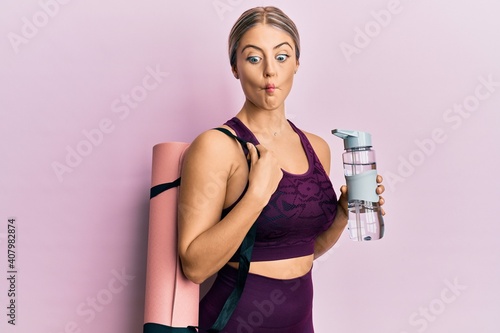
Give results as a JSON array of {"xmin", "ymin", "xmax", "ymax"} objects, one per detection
[{"xmin": 237, "ymin": 101, "xmax": 289, "ymax": 138}]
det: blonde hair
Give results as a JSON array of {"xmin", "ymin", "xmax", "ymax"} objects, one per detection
[{"xmin": 228, "ymin": 6, "xmax": 301, "ymax": 69}]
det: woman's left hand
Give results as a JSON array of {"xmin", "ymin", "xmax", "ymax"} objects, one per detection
[{"xmin": 337, "ymin": 174, "xmax": 386, "ymax": 218}]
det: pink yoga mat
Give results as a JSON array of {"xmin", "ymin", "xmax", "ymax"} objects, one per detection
[{"xmin": 143, "ymin": 142, "xmax": 199, "ymax": 327}]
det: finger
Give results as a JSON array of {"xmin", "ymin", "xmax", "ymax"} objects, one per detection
[
  {"xmin": 340, "ymin": 185, "xmax": 348, "ymax": 195},
  {"xmin": 378, "ymin": 196, "xmax": 385, "ymax": 206},
  {"xmin": 376, "ymin": 184, "xmax": 385, "ymax": 194},
  {"xmin": 247, "ymin": 142, "xmax": 259, "ymax": 163},
  {"xmin": 253, "ymin": 144, "xmax": 263, "ymax": 158},
  {"xmin": 377, "ymin": 174, "xmax": 384, "ymax": 183},
  {"xmin": 252, "ymin": 143, "xmax": 266, "ymax": 159}
]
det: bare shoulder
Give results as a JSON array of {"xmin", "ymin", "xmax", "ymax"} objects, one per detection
[
  {"xmin": 302, "ymin": 130, "xmax": 331, "ymax": 174},
  {"xmin": 185, "ymin": 126, "xmax": 239, "ymax": 161},
  {"xmin": 180, "ymin": 126, "xmax": 244, "ymax": 182}
]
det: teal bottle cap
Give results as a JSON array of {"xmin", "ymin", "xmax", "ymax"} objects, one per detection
[{"xmin": 332, "ymin": 129, "xmax": 372, "ymax": 149}]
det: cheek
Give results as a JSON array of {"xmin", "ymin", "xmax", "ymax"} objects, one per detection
[
  {"xmin": 239, "ymin": 69, "xmax": 261, "ymax": 88},
  {"xmin": 282, "ymin": 70, "xmax": 296, "ymax": 87},
  {"xmin": 238, "ymin": 75, "xmax": 259, "ymax": 96}
]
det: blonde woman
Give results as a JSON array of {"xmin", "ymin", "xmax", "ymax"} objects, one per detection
[{"xmin": 178, "ymin": 6, "xmax": 385, "ymax": 332}]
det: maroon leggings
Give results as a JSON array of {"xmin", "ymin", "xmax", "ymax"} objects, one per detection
[{"xmin": 199, "ymin": 265, "xmax": 314, "ymax": 333}]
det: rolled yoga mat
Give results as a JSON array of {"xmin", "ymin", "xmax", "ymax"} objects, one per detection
[{"xmin": 143, "ymin": 142, "xmax": 199, "ymax": 329}]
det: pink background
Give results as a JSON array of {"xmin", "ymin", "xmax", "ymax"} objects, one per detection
[{"xmin": 1, "ymin": 0, "xmax": 499, "ymax": 332}]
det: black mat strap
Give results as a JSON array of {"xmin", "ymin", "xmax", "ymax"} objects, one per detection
[
  {"xmin": 150, "ymin": 177, "xmax": 181, "ymax": 199},
  {"xmin": 144, "ymin": 323, "xmax": 198, "ymax": 333}
]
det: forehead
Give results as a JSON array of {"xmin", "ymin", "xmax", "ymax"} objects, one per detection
[{"xmin": 238, "ymin": 23, "xmax": 294, "ymax": 51}]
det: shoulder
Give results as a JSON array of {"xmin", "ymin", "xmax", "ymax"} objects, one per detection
[
  {"xmin": 301, "ymin": 129, "xmax": 331, "ymax": 175},
  {"xmin": 189, "ymin": 127, "xmax": 237, "ymax": 152},
  {"xmin": 302, "ymin": 131, "xmax": 330, "ymax": 155},
  {"xmin": 182, "ymin": 126, "xmax": 243, "ymax": 175},
  {"xmin": 184, "ymin": 127, "xmax": 241, "ymax": 163}
]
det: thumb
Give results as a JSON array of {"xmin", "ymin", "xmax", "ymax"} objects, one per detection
[{"xmin": 340, "ymin": 185, "xmax": 348, "ymax": 196}]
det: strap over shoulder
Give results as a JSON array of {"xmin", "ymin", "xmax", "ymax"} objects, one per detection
[
  {"xmin": 213, "ymin": 127, "xmax": 248, "ymax": 145},
  {"xmin": 150, "ymin": 128, "xmax": 253, "ymax": 199},
  {"xmin": 212, "ymin": 127, "xmax": 259, "ymax": 158}
]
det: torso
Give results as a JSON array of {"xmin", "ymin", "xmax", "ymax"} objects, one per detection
[{"xmin": 221, "ymin": 117, "xmax": 336, "ymax": 279}]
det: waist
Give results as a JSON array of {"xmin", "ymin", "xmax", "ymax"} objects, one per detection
[
  {"xmin": 227, "ymin": 254, "xmax": 314, "ymax": 280},
  {"xmin": 229, "ymin": 239, "xmax": 317, "ymax": 262}
]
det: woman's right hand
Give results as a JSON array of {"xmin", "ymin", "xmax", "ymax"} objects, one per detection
[{"xmin": 246, "ymin": 142, "xmax": 283, "ymax": 205}]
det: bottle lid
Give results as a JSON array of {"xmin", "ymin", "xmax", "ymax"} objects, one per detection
[{"xmin": 331, "ymin": 129, "xmax": 372, "ymax": 149}]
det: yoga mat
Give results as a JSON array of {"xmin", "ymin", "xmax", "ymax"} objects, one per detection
[{"xmin": 143, "ymin": 142, "xmax": 199, "ymax": 328}]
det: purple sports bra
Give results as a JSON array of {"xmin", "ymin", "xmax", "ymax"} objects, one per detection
[{"xmin": 223, "ymin": 117, "xmax": 338, "ymax": 262}]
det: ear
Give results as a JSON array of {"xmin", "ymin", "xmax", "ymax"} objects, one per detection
[
  {"xmin": 231, "ymin": 65, "xmax": 239, "ymax": 79},
  {"xmin": 295, "ymin": 60, "xmax": 300, "ymax": 74}
]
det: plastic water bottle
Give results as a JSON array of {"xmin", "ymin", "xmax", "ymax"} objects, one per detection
[{"xmin": 332, "ymin": 129, "xmax": 384, "ymax": 241}]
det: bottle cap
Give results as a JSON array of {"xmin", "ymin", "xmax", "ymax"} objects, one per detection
[{"xmin": 331, "ymin": 129, "xmax": 372, "ymax": 149}]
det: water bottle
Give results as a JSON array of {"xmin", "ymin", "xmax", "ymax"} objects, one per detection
[{"xmin": 331, "ymin": 129, "xmax": 384, "ymax": 241}]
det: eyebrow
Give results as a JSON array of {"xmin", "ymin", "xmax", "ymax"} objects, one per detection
[{"xmin": 241, "ymin": 42, "xmax": 293, "ymax": 54}]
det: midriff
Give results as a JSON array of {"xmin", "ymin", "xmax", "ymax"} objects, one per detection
[{"xmin": 227, "ymin": 253, "xmax": 314, "ymax": 279}]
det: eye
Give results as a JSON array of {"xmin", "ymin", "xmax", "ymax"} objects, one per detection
[
  {"xmin": 276, "ymin": 54, "xmax": 289, "ymax": 62},
  {"xmin": 247, "ymin": 56, "xmax": 261, "ymax": 64}
]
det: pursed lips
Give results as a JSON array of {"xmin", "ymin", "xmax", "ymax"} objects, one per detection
[{"xmin": 264, "ymin": 83, "xmax": 276, "ymax": 93}]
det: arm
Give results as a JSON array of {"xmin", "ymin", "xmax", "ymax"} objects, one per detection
[
  {"xmin": 305, "ymin": 132, "xmax": 385, "ymax": 259},
  {"xmin": 177, "ymin": 129, "xmax": 282, "ymax": 284},
  {"xmin": 305, "ymin": 133, "xmax": 348, "ymax": 258}
]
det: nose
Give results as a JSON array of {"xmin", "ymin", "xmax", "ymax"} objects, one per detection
[{"xmin": 263, "ymin": 58, "xmax": 276, "ymax": 77}]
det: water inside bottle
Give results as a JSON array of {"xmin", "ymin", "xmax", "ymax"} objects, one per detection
[
  {"xmin": 347, "ymin": 200, "xmax": 384, "ymax": 241},
  {"xmin": 343, "ymin": 150, "xmax": 383, "ymax": 241},
  {"xmin": 343, "ymin": 161, "xmax": 376, "ymax": 176}
]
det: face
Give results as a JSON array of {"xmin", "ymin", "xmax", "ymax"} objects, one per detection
[{"xmin": 233, "ymin": 23, "xmax": 299, "ymax": 112}]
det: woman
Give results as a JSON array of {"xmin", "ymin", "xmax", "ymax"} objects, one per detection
[{"xmin": 178, "ymin": 6, "xmax": 385, "ymax": 332}]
